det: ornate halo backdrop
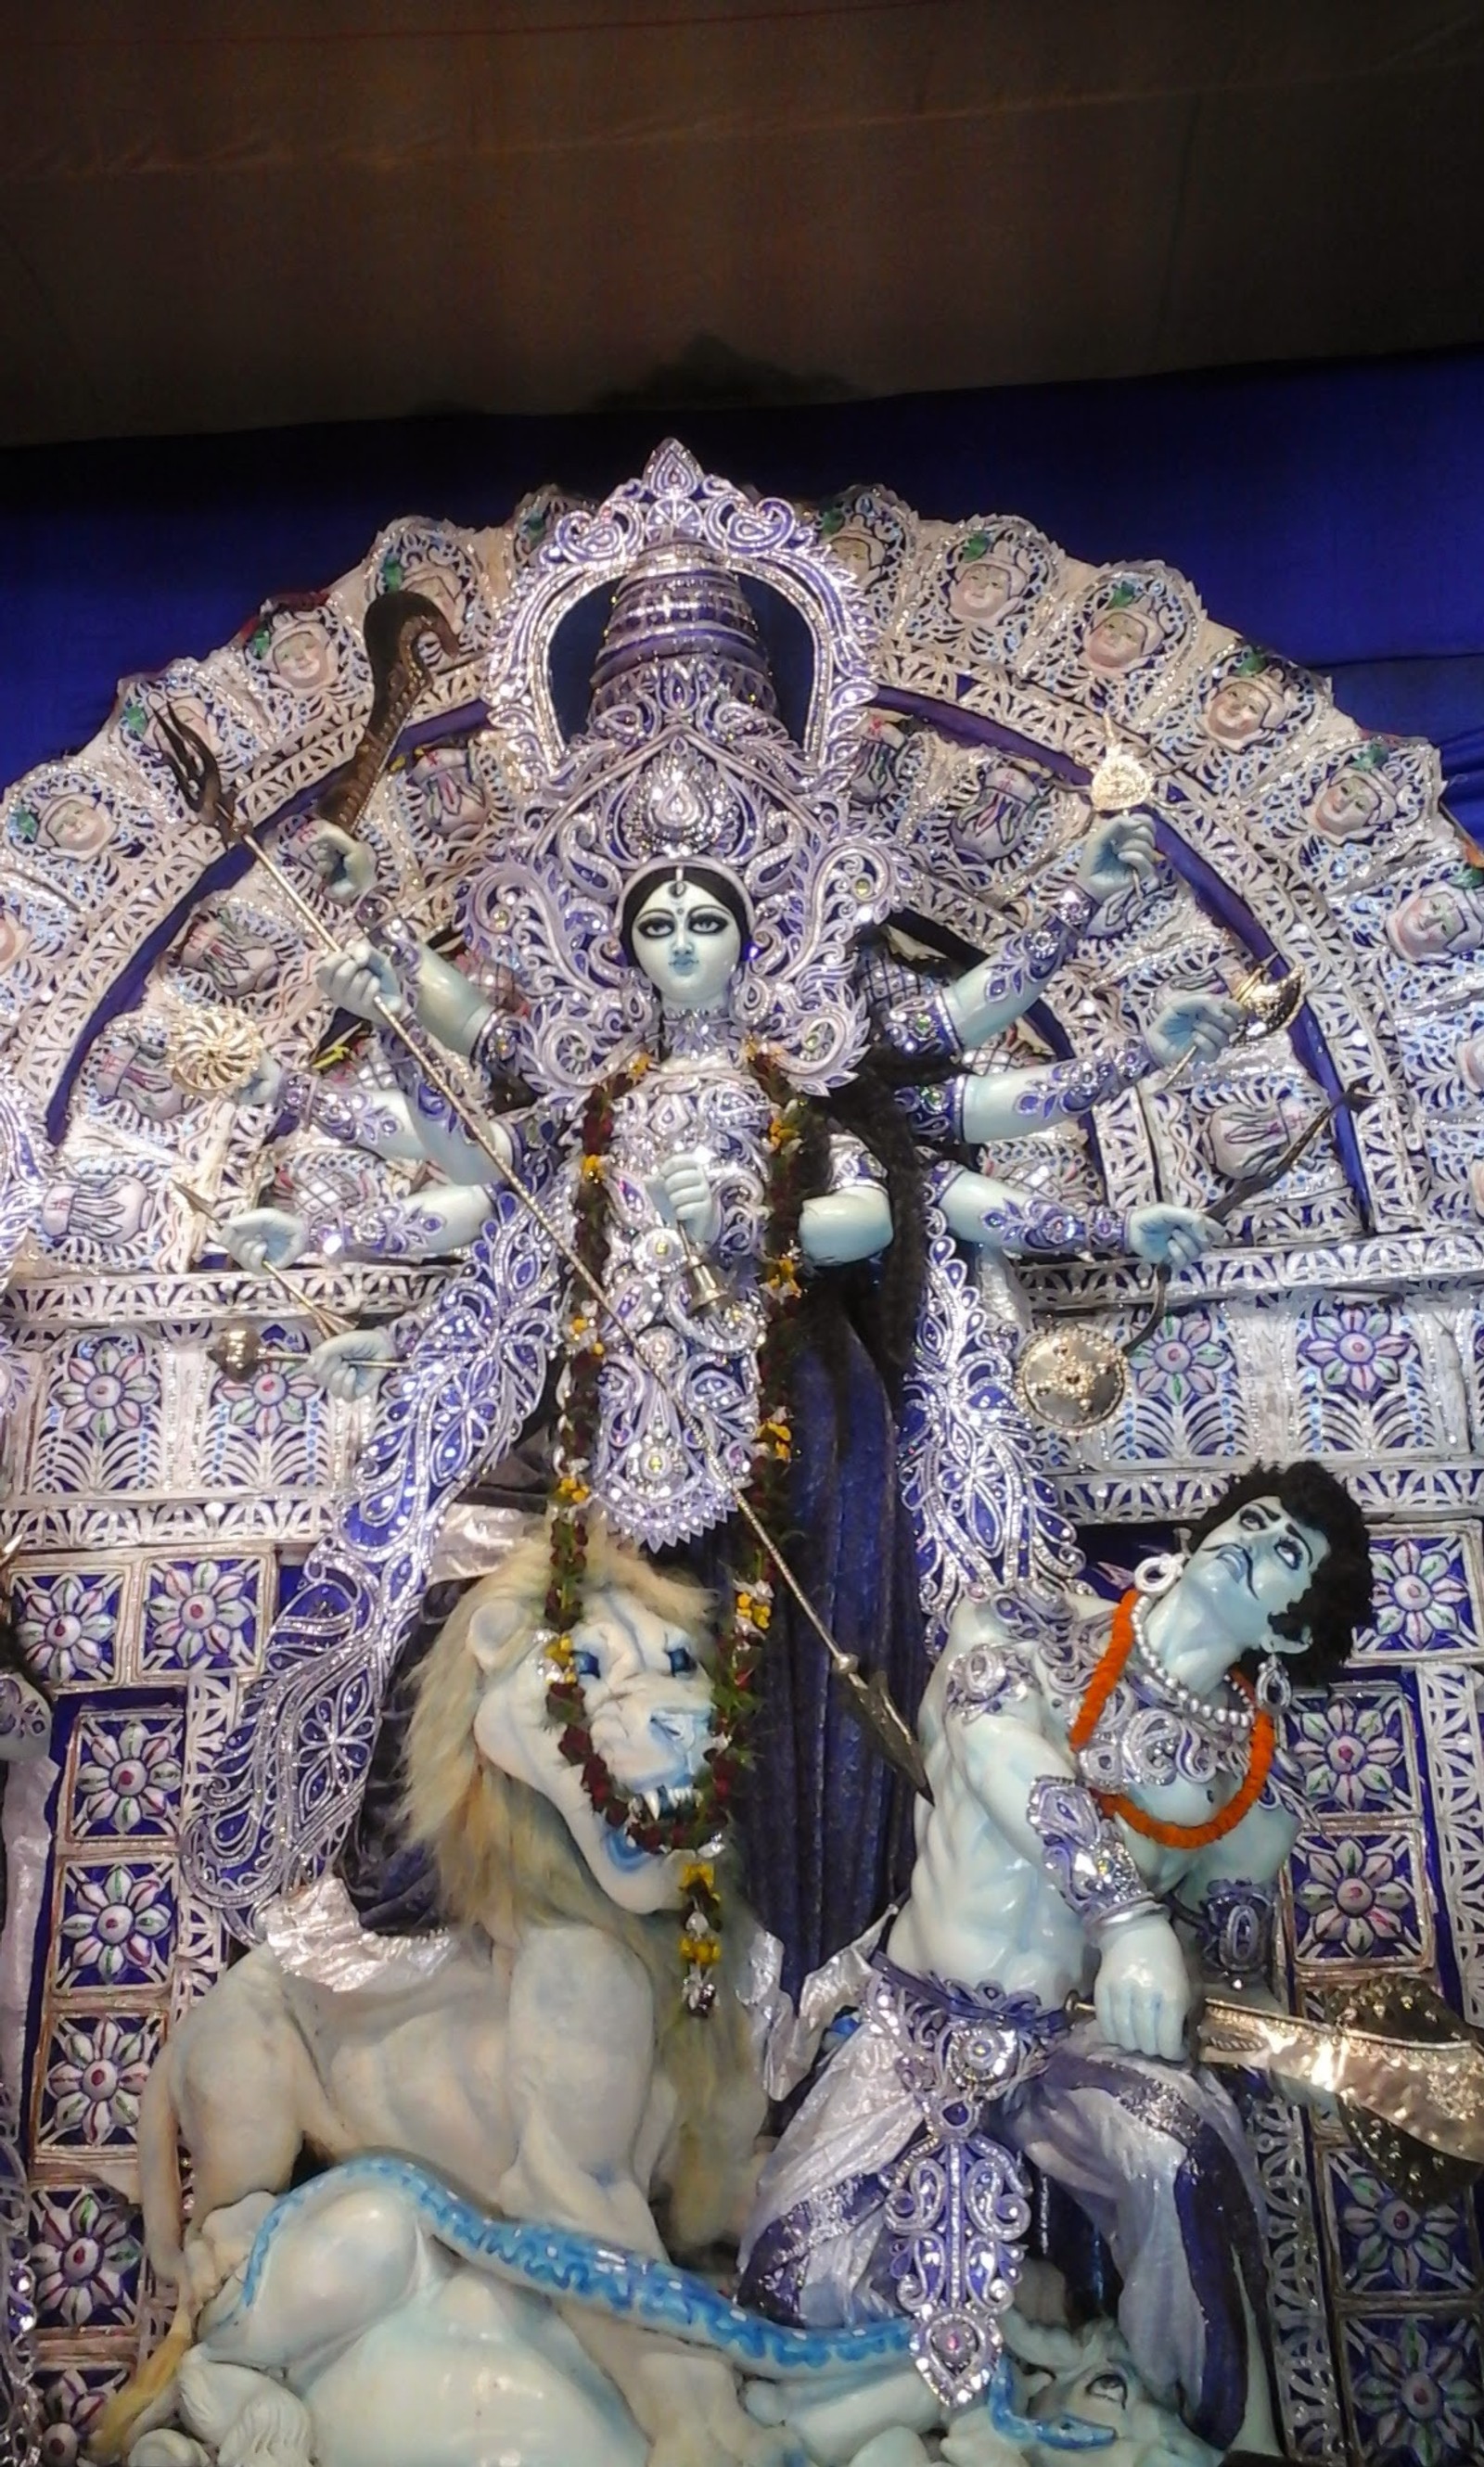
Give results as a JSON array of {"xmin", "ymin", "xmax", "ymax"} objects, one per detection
[{"xmin": 2, "ymin": 442, "xmax": 1483, "ymax": 2462}]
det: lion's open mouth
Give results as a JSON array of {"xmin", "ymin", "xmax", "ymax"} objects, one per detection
[{"xmin": 633, "ymin": 1782, "xmax": 697, "ymax": 1822}]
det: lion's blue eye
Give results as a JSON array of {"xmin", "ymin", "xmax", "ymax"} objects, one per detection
[
  {"xmin": 666, "ymin": 1645, "xmax": 697, "ymax": 1675},
  {"xmin": 573, "ymin": 1650, "xmax": 600, "ymax": 1679}
]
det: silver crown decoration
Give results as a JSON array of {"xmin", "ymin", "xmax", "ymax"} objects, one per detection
[{"xmin": 465, "ymin": 442, "xmax": 902, "ymax": 1093}]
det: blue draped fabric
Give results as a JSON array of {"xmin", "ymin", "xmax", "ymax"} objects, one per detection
[
  {"xmin": 686, "ymin": 1323, "xmax": 924, "ymax": 2000},
  {"xmin": 747, "ymin": 1328, "xmax": 924, "ymax": 1993}
]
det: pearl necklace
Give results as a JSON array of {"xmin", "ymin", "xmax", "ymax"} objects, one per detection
[{"xmin": 1130, "ymin": 1593, "xmax": 1256, "ymax": 1737}]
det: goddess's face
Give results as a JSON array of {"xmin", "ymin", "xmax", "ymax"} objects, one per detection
[
  {"xmin": 1180, "ymin": 1493, "xmax": 1327, "ymax": 1659},
  {"xmin": 631, "ymin": 876, "xmax": 742, "ymax": 1011}
]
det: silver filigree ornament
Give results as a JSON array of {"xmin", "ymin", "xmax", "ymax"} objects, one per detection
[
  {"xmin": 1088, "ymin": 725, "xmax": 1156, "ymax": 816},
  {"xmin": 0, "ymin": 1067, "xmax": 49, "ymax": 1286},
  {"xmin": 866, "ymin": 1966, "xmax": 1049, "ymax": 2410},
  {"xmin": 633, "ymin": 739, "xmax": 736, "ymax": 856},
  {"xmin": 158, "ymin": 996, "xmax": 267, "ymax": 1097},
  {"xmin": 462, "ymin": 444, "xmax": 902, "ymax": 1098},
  {"xmin": 901, "ymin": 1206, "xmax": 1081, "ymax": 1655}
]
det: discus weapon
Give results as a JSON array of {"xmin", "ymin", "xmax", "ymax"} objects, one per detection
[{"xmin": 1017, "ymin": 1080, "xmax": 1372, "ymax": 1435}]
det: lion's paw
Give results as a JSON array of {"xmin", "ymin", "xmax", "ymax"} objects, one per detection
[{"xmin": 128, "ymin": 2439, "xmax": 211, "ymax": 2467}]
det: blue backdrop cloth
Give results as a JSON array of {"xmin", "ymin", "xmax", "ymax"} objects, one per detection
[{"xmin": 3, "ymin": 345, "xmax": 1484, "ymax": 831}]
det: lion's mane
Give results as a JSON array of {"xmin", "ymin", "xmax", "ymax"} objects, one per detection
[{"xmin": 404, "ymin": 1527, "xmax": 763, "ymax": 2254}]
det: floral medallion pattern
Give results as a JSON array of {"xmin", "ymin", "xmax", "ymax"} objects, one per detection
[
  {"xmin": 30, "ymin": 2185, "xmax": 143, "ymax": 2331},
  {"xmin": 1323, "ymin": 2147, "xmax": 1478, "ymax": 2298},
  {"xmin": 1121, "ymin": 1304, "xmax": 1249, "ymax": 1462},
  {"xmin": 36, "ymin": 2365, "xmax": 127, "ymax": 2467},
  {"xmin": 70, "ymin": 1709, "xmax": 184, "ymax": 1838},
  {"xmin": 216, "ymin": 1359, "xmax": 312, "ymax": 1442},
  {"xmin": 1287, "ymin": 1686, "xmax": 1418, "ymax": 1817},
  {"xmin": 1290, "ymin": 1298, "xmax": 1432, "ymax": 1458},
  {"xmin": 54, "ymin": 1863, "xmax": 174, "ymax": 1990},
  {"xmin": 1298, "ymin": 1301, "xmax": 1413, "ymax": 1402},
  {"xmin": 32, "ymin": 1333, "xmax": 163, "ymax": 1492},
  {"xmin": 198, "ymin": 1324, "xmax": 326, "ymax": 1491},
  {"xmin": 38, "ymin": 2012, "xmax": 160, "ymax": 2152},
  {"xmin": 13, "ymin": 1567, "xmax": 121, "ymax": 1688},
  {"xmin": 49, "ymin": 1336, "xmax": 157, "ymax": 1443},
  {"xmin": 1289, "ymin": 1828, "xmax": 1428, "ymax": 1963},
  {"xmin": 1342, "ymin": 2312, "xmax": 1484, "ymax": 2467},
  {"xmin": 140, "ymin": 1558, "xmax": 262, "ymax": 1676},
  {"xmin": 1359, "ymin": 1533, "xmax": 1478, "ymax": 1660}
]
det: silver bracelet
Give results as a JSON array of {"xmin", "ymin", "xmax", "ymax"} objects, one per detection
[{"xmin": 1089, "ymin": 1897, "xmax": 1162, "ymax": 1941}]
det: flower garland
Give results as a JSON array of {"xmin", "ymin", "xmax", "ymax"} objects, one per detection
[
  {"xmin": 544, "ymin": 1043, "xmax": 812, "ymax": 2013},
  {"xmin": 1068, "ymin": 1591, "xmax": 1275, "ymax": 1850}
]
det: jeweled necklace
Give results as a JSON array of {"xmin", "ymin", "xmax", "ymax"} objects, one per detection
[
  {"xmin": 659, "ymin": 1003, "xmax": 744, "ymax": 1063},
  {"xmin": 544, "ymin": 1042, "xmax": 810, "ymax": 2013},
  {"xmin": 1068, "ymin": 1591, "xmax": 1275, "ymax": 1851}
]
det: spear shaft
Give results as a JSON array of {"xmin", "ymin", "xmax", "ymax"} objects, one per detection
[{"xmin": 191, "ymin": 784, "xmax": 928, "ymax": 1795}]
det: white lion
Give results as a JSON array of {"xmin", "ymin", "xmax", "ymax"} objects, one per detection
[{"xmin": 96, "ymin": 1531, "xmax": 780, "ymax": 2467}]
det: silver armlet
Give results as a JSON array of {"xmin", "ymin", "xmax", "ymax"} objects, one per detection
[{"xmin": 1027, "ymin": 1775, "xmax": 1157, "ymax": 1937}]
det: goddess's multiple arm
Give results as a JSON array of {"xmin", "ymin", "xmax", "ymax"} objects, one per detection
[
  {"xmin": 864, "ymin": 808, "xmax": 1237, "ymax": 1268},
  {"xmin": 224, "ymin": 811, "xmax": 1235, "ymax": 1314},
  {"xmin": 868, "ymin": 812, "xmax": 1158, "ymax": 1061}
]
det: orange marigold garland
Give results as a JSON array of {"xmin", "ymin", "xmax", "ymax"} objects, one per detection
[
  {"xmin": 544, "ymin": 1044, "xmax": 811, "ymax": 2013},
  {"xmin": 1071, "ymin": 1589, "xmax": 1275, "ymax": 1852}
]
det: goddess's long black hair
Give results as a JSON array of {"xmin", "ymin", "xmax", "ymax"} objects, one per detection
[{"xmin": 801, "ymin": 1057, "xmax": 933, "ymax": 1403}]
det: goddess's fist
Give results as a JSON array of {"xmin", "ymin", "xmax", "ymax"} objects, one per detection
[
  {"xmin": 657, "ymin": 1148, "xmax": 722, "ymax": 1247},
  {"xmin": 316, "ymin": 936, "xmax": 403, "ymax": 1021}
]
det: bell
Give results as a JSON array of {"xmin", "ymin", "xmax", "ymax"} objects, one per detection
[{"xmin": 681, "ymin": 1239, "xmax": 729, "ymax": 1316}]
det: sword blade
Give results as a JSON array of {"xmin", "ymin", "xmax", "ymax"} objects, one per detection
[{"xmin": 1198, "ymin": 1996, "xmax": 1484, "ymax": 2166}]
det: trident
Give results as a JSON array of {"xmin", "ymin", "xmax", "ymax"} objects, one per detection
[{"xmin": 156, "ymin": 703, "xmax": 928, "ymax": 1796}]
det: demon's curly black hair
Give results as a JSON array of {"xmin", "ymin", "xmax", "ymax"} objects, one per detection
[{"xmin": 1183, "ymin": 1459, "xmax": 1374, "ymax": 1689}]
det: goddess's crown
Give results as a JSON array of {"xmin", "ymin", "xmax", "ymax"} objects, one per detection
[{"xmin": 589, "ymin": 540, "xmax": 777, "ymax": 721}]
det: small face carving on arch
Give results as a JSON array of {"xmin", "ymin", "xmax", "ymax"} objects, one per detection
[
  {"xmin": 1310, "ymin": 761, "xmax": 1393, "ymax": 844},
  {"xmin": 1083, "ymin": 601, "xmax": 1161, "ymax": 675},
  {"xmin": 1386, "ymin": 883, "xmax": 1484, "ymax": 965},
  {"xmin": 1203, "ymin": 667, "xmax": 1291, "ymax": 748},
  {"xmin": 948, "ymin": 554, "xmax": 1017, "ymax": 627}
]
